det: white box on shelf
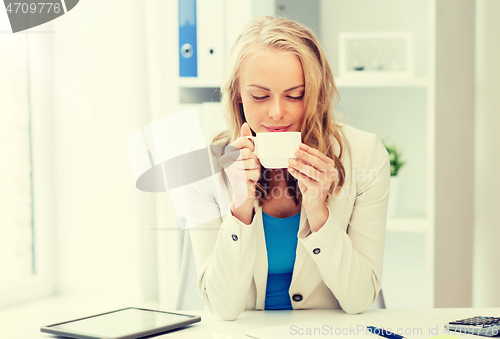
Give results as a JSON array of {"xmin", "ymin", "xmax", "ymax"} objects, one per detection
[{"xmin": 338, "ymin": 32, "xmax": 414, "ymax": 79}]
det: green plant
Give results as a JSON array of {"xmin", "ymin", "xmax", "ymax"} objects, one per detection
[{"xmin": 382, "ymin": 141, "xmax": 406, "ymax": 177}]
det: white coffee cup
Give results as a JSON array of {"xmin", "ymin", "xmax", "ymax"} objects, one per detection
[{"xmin": 245, "ymin": 132, "xmax": 302, "ymax": 169}]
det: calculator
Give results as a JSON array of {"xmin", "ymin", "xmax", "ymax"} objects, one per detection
[{"xmin": 445, "ymin": 316, "xmax": 500, "ymax": 337}]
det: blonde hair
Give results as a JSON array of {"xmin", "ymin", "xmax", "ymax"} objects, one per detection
[{"xmin": 213, "ymin": 15, "xmax": 346, "ymax": 207}]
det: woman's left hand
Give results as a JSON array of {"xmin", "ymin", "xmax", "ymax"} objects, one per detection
[{"xmin": 288, "ymin": 143, "xmax": 339, "ymax": 231}]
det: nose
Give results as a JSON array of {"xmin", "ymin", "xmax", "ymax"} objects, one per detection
[{"xmin": 269, "ymin": 98, "xmax": 285, "ymax": 121}]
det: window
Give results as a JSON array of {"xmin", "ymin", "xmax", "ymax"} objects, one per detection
[
  {"xmin": 0, "ymin": 9, "xmax": 54, "ymax": 308},
  {"xmin": 0, "ymin": 9, "xmax": 34, "ymax": 281},
  {"xmin": 0, "ymin": 36, "xmax": 34, "ymax": 287}
]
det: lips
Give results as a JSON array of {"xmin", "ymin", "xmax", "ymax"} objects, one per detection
[{"xmin": 263, "ymin": 125, "xmax": 292, "ymax": 132}]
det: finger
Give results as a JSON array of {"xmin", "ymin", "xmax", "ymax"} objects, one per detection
[
  {"xmin": 240, "ymin": 148, "xmax": 259, "ymax": 162},
  {"xmin": 220, "ymin": 145, "xmax": 241, "ymax": 167},
  {"xmin": 295, "ymin": 148, "xmax": 325, "ymax": 172},
  {"xmin": 220, "ymin": 146, "xmax": 257, "ymax": 170},
  {"xmin": 227, "ymin": 157, "xmax": 260, "ymax": 175},
  {"xmin": 228, "ymin": 166, "xmax": 259, "ymax": 186},
  {"xmin": 288, "ymin": 168, "xmax": 316, "ymax": 197},
  {"xmin": 288, "ymin": 165, "xmax": 313, "ymax": 186},
  {"xmin": 226, "ymin": 160, "xmax": 257, "ymax": 174},
  {"xmin": 230, "ymin": 137, "xmax": 255, "ymax": 152},
  {"xmin": 289, "ymin": 169, "xmax": 326, "ymax": 203},
  {"xmin": 240, "ymin": 123, "xmax": 256, "ymax": 152},
  {"xmin": 295, "ymin": 157, "xmax": 339, "ymax": 186},
  {"xmin": 242, "ymin": 158, "xmax": 259, "ymax": 170},
  {"xmin": 240, "ymin": 122, "xmax": 252, "ymax": 137},
  {"xmin": 225, "ymin": 146, "xmax": 256, "ymax": 162},
  {"xmin": 289, "ymin": 158, "xmax": 321, "ymax": 182},
  {"xmin": 299, "ymin": 143, "xmax": 334, "ymax": 165},
  {"xmin": 288, "ymin": 167, "xmax": 304, "ymax": 190},
  {"xmin": 247, "ymin": 168, "xmax": 261, "ymax": 182}
]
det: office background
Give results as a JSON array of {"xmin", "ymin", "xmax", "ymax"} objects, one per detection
[{"xmin": 0, "ymin": 0, "xmax": 498, "ymax": 311}]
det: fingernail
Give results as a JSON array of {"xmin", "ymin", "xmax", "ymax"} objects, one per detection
[
  {"xmin": 300, "ymin": 143, "xmax": 307, "ymax": 150},
  {"xmin": 289, "ymin": 158, "xmax": 296, "ymax": 165},
  {"xmin": 296, "ymin": 150, "xmax": 303, "ymax": 156}
]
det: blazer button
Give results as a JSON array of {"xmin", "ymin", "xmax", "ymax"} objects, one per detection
[
  {"xmin": 292, "ymin": 294, "xmax": 303, "ymax": 302},
  {"xmin": 232, "ymin": 234, "xmax": 238, "ymax": 241},
  {"xmin": 313, "ymin": 248, "xmax": 321, "ymax": 255}
]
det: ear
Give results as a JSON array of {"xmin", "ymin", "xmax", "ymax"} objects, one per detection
[{"xmin": 237, "ymin": 93, "xmax": 242, "ymax": 103}]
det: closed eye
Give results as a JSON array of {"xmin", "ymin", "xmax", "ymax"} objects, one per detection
[
  {"xmin": 252, "ymin": 95, "xmax": 268, "ymax": 101},
  {"xmin": 288, "ymin": 94, "xmax": 304, "ymax": 100}
]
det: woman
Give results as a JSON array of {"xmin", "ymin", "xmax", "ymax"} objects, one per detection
[{"xmin": 185, "ymin": 15, "xmax": 390, "ymax": 320}]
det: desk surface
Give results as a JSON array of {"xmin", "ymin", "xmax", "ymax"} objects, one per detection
[{"xmin": 1, "ymin": 296, "xmax": 499, "ymax": 339}]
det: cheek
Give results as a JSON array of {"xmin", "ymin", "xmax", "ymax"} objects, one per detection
[
  {"xmin": 242, "ymin": 100, "xmax": 266, "ymax": 120},
  {"xmin": 289, "ymin": 102, "xmax": 305, "ymax": 122}
]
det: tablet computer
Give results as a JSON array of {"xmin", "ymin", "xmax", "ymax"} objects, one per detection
[{"xmin": 40, "ymin": 307, "xmax": 201, "ymax": 339}]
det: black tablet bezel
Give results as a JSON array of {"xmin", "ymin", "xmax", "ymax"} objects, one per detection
[{"xmin": 40, "ymin": 307, "xmax": 201, "ymax": 339}]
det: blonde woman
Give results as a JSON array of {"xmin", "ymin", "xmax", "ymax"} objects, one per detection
[{"xmin": 185, "ymin": 16, "xmax": 390, "ymax": 320}]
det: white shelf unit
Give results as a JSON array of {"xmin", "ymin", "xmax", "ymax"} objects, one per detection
[{"xmin": 178, "ymin": 79, "xmax": 223, "ymax": 88}]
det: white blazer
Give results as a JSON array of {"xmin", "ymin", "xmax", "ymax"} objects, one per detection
[{"xmin": 184, "ymin": 124, "xmax": 390, "ymax": 320}]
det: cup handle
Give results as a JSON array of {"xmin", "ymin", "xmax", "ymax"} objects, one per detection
[{"xmin": 244, "ymin": 136, "xmax": 258, "ymax": 156}]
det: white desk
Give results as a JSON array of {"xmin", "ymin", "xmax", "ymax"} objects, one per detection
[
  {"xmin": 163, "ymin": 308, "xmax": 500, "ymax": 339},
  {"xmin": 1, "ymin": 296, "xmax": 499, "ymax": 339}
]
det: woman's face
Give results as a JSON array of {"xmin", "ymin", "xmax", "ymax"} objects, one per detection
[{"xmin": 237, "ymin": 48, "xmax": 305, "ymax": 133}]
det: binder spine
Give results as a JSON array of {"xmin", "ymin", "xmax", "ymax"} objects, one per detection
[{"xmin": 179, "ymin": 0, "xmax": 198, "ymax": 77}]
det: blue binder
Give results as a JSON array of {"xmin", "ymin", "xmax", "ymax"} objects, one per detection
[{"xmin": 179, "ymin": 0, "xmax": 198, "ymax": 77}]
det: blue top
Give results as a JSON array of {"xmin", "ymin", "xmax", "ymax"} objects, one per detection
[{"xmin": 262, "ymin": 211, "xmax": 300, "ymax": 310}]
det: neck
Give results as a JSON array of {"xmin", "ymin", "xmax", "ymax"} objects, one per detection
[{"xmin": 267, "ymin": 169, "xmax": 287, "ymax": 186}]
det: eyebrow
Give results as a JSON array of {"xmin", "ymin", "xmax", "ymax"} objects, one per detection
[{"xmin": 247, "ymin": 84, "xmax": 305, "ymax": 92}]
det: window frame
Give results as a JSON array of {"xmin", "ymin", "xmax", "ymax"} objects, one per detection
[{"xmin": 0, "ymin": 30, "xmax": 56, "ymax": 309}]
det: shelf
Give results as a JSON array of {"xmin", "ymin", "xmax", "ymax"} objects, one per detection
[
  {"xmin": 335, "ymin": 76, "xmax": 427, "ymax": 88},
  {"xmin": 178, "ymin": 78, "xmax": 221, "ymax": 88},
  {"xmin": 386, "ymin": 217, "xmax": 427, "ymax": 233}
]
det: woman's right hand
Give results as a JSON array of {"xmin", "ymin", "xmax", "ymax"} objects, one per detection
[{"xmin": 220, "ymin": 122, "xmax": 260, "ymax": 224}]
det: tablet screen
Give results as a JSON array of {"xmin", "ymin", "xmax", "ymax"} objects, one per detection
[{"xmin": 47, "ymin": 308, "xmax": 196, "ymax": 338}]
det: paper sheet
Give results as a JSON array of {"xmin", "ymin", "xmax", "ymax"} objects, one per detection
[{"xmin": 245, "ymin": 321, "xmax": 376, "ymax": 339}]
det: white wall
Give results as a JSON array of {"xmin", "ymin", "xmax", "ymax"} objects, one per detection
[
  {"xmin": 47, "ymin": 0, "xmax": 156, "ymax": 302},
  {"xmin": 335, "ymin": 88, "xmax": 428, "ymax": 217},
  {"xmin": 474, "ymin": 0, "xmax": 500, "ymax": 307}
]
